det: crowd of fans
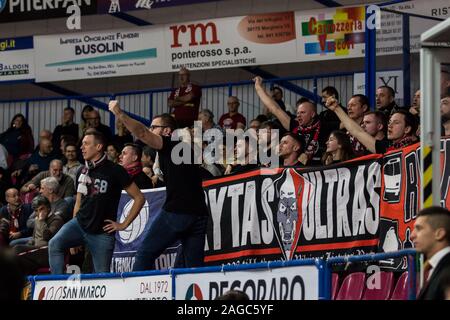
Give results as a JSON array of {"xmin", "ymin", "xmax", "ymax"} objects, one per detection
[{"xmin": 0, "ymin": 66, "xmax": 449, "ymax": 279}]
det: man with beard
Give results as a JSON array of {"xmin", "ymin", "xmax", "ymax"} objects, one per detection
[{"xmin": 441, "ymin": 91, "xmax": 450, "ymax": 136}]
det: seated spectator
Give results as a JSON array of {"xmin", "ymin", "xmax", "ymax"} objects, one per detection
[
  {"xmin": 321, "ymin": 131, "xmax": 355, "ymax": 166},
  {"xmin": 85, "ymin": 109, "xmax": 112, "ymax": 144},
  {"xmin": 219, "ymin": 96, "xmax": 246, "ymax": 130},
  {"xmin": 441, "ymin": 91, "xmax": 450, "ymax": 136},
  {"xmin": 13, "ymin": 195, "xmax": 64, "ymax": 275},
  {"xmin": 12, "ymin": 138, "xmax": 58, "ymax": 186},
  {"xmin": 0, "ymin": 188, "xmax": 33, "ymax": 247},
  {"xmin": 39, "ymin": 177, "xmax": 71, "ymax": 223},
  {"xmin": 279, "ymin": 133, "xmax": 304, "ymax": 167},
  {"xmin": 225, "ymin": 137, "xmax": 259, "ymax": 175},
  {"xmin": 326, "ymin": 97, "xmax": 418, "ymax": 154},
  {"xmin": 62, "ymin": 142, "xmax": 82, "ymax": 185},
  {"xmin": 198, "ymin": 109, "xmax": 224, "ymax": 165},
  {"xmin": 119, "ymin": 143, "xmax": 153, "ymax": 189},
  {"xmin": 376, "ymin": 85, "xmax": 406, "ymax": 116},
  {"xmin": 254, "ymin": 77, "xmax": 326, "ymax": 165},
  {"xmin": 168, "ymin": 67, "xmax": 202, "ymax": 129},
  {"xmin": 21, "ymin": 159, "xmax": 75, "ymax": 199},
  {"xmin": 106, "ymin": 143, "xmax": 121, "ymax": 164},
  {"xmin": 79, "ymin": 105, "xmax": 94, "ymax": 138},
  {"xmin": 52, "ymin": 107, "xmax": 79, "ymax": 149},
  {"xmin": 0, "ymin": 114, "xmax": 34, "ymax": 162},
  {"xmin": 112, "ymin": 118, "xmax": 133, "ymax": 151}
]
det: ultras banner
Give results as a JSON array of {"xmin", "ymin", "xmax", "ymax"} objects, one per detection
[{"xmin": 202, "ymin": 139, "xmax": 450, "ymax": 267}]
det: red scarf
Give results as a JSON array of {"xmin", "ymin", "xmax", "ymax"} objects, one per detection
[
  {"xmin": 387, "ymin": 136, "xmax": 415, "ymax": 152},
  {"xmin": 294, "ymin": 118, "xmax": 321, "ymax": 160},
  {"xmin": 126, "ymin": 162, "xmax": 143, "ymax": 178}
]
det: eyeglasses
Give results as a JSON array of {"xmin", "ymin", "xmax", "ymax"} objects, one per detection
[{"xmin": 150, "ymin": 125, "xmax": 168, "ymax": 130}]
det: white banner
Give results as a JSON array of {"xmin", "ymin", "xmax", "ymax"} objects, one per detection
[
  {"xmin": 166, "ymin": 11, "xmax": 298, "ymax": 71},
  {"xmin": 32, "ymin": 274, "xmax": 172, "ymax": 300},
  {"xmin": 35, "ymin": 27, "xmax": 167, "ymax": 82},
  {"xmin": 0, "ymin": 36, "xmax": 35, "ymax": 82},
  {"xmin": 175, "ymin": 265, "xmax": 319, "ymax": 300}
]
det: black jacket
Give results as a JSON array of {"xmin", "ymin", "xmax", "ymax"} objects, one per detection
[{"xmin": 417, "ymin": 251, "xmax": 450, "ymax": 300}]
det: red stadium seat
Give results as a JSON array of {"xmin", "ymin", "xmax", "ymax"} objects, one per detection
[
  {"xmin": 331, "ymin": 273, "xmax": 339, "ymax": 300},
  {"xmin": 335, "ymin": 272, "xmax": 365, "ymax": 300},
  {"xmin": 390, "ymin": 272, "xmax": 409, "ymax": 300},
  {"xmin": 362, "ymin": 271, "xmax": 394, "ymax": 300}
]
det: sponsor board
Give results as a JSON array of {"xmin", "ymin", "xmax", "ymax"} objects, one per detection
[
  {"xmin": 33, "ymin": 274, "xmax": 172, "ymax": 300},
  {"xmin": 353, "ymin": 70, "xmax": 404, "ymax": 101},
  {"xmin": 176, "ymin": 265, "xmax": 319, "ymax": 300},
  {"xmin": 35, "ymin": 27, "xmax": 167, "ymax": 82},
  {"xmin": 0, "ymin": 36, "xmax": 34, "ymax": 81}
]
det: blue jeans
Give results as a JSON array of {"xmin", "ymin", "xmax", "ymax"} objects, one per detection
[
  {"xmin": 133, "ymin": 210, "xmax": 208, "ymax": 271},
  {"xmin": 48, "ymin": 219, "xmax": 115, "ymax": 274},
  {"xmin": 9, "ymin": 236, "xmax": 33, "ymax": 246}
]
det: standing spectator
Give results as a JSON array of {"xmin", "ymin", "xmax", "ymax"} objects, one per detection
[
  {"xmin": 119, "ymin": 143, "xmax": 153, "ymax": 189},
  {"xmin": 249, "ymin": 119, "xmax": 262, "ymax": 131},
  {"xmin": 279, "ymin": 133, "xmax": 304, "ymax": 167},
  {"xmin": 412, "ymin": 206, "xmax": 450, "ymax": 300},
  {"xmin": 0, "ymin": 188, "xmax": 33, "ymax": 247},
  {"xmin": 141, "ymin": 146, "xmax": 156, "ymax": 180},
  {"xmin": 409, "ymin": 89, "xmax": 421, "ymax": 116},
  {"xmin": 219, "ymin": 96, "xmax": 246, "ymax": 130},
  {"xmin": 254, "ymin": 77, "xmax": 326, "ymax": 165},
  {"xmin": 52, "ymin": 107, "xmax": 79, "ymax": 149},
  {"xmin": 442, "ymin": 67, "xmax": 450, "ymax": 97},
  {"xmin": 361, "ymin": 111, "xmax": 388, "ymax": 144},
  {"xmin": 321, "ymin": 131, "xmax": 355, "ymax": 166},
  {"xmin": 48, "ymin": 129, "xmax": 144, "ymax": 274},
  {"xmin": 62, "ymin": 143, "xmax": 82, "ymax": 185},
  {"xmin": 0, "ymin": 114, "xmax": 34, "ymax": 161},
  {"xmin": 13, "ymin": 195, "xmax": 64, "ymax": 275},
  {"xmin": 441, "ymin": 92, "xmax": 450, "ymax": 136},
  {"xmin": 109, "ymin": 101, "xmax": 209, "ymax": 271},
  {"xmin": 168, "ymin": 67, "xmax": 202, "ymax": 129},
  {"xmin": 320, "ymin": 86, "xmax": 346, "ymax": 139},
  {"xmin": 21, "ymin": 159, "xmax": 75, "ymax": 200},
  {"xmin": 326, "ymin": 97, "xmax": 417, "ymax": 154},
  {"xmin": 106, "ymin": 143, "xmax": 121, "ymax": 164},
  {"xmin": 345, "ymin": 94, "xmax": 369, "ymax": 156},
  {"xmin": 376, "ymin": 85, "xmax": 405, "ymax": 116},
  {"xmin": 0, "ymin": 167, "xmax": 11, "ymax": 207}
]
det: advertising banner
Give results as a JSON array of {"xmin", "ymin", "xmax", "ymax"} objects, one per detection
[
  {"xmin": 175, "ymin": 265, "xmax": 319, "ymax": 300},
  {"xmin": 33, "ymin": 274, "xmax": 172, "ymax": 300},
  {"xmin": 353, "ymin": 70, "xmax": 404, "ymax": 101},
  {"xmin": 97, "ymin": 0, "xmax": 224, "ymax": 14},
  {"xmin": 0, "ymin": 36, "xmax": 35, "ymax": 81},
  {"xmin": 34, "ymin": 27, "xmax": 167, "ymax": 82}
]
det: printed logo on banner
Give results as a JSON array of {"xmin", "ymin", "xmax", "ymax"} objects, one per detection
[
  {"xmin": 271, "ymin": 169, "xmax": 313, "ymax": 260},
  {"xmin": 185, "ymin": 284, "xmax": 204, "ymax": 300},
  {"xmin": 135, "ymin": 0, "xmax": 154, "ymax": 9},
  {"xmin": 378, "ymin": 218, "xmax": 403, "ymax": 270},
  {"xmin": 0, "ymin": 0, "xmax": 6, "ymax": 13},
  {"xmin": 118, "ymin": 199, "xmax": 150, "ymax": 244},
  {"xmin": 383, "ymin": 152, "xmax": 403, "ymax": 203},
  {"xmin": 301, "ymin": 7, "xmax": 366, "ymax": 56}
]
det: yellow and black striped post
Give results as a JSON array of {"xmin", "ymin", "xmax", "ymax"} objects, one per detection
[{"xmin": 422, "ymin": 145, "xmax": 433, "ymax": 208}]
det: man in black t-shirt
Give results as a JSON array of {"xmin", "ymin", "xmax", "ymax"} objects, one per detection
[
  {"xmin": 109, "ymin": 101, "xmax": 209, "ymax": 271},
  {"xmin": 48, "ymin": 130, "xmax": 144, "ymax": 274}
]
